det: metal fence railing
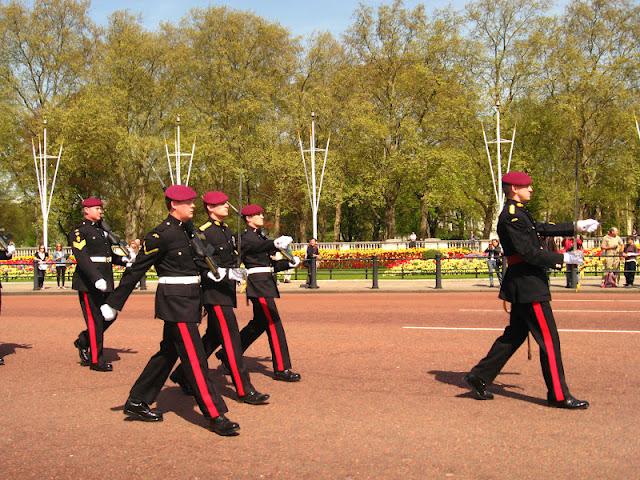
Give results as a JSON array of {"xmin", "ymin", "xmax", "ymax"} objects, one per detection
[{"xmin": 1, "ymin": 253, "xmax": 633, "ymax": 290}]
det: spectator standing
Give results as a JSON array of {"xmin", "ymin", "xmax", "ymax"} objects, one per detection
[
  {"xmin": 623, "ymin": 237, "xmax": 638, "ymax": 287},
  {"xmin": 561, "ymin": 236, "xmax": 582, "ymax": 288},
  {"xmin": 53, "ymin": 243, "xmax": 67, "ymax": 289},
  {"xmin": 408, "ymin": 232, "xmax": 417, "ymax": 248},
  {"xmin": 33, "ymin": 245, "xmax": 49, "ymax": 290},
  {"xmin": 304, "ymin": 238, "xmax": 319, "ymax": 287},
  {"xmin": 601, "ymin": 227, "xmax": 623, "ymax": 287},
  {"xmin": 484, "ymin": 239, "xmax": 503, "ymax": 287}
]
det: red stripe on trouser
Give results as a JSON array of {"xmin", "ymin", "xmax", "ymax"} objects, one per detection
[
  {"xmin": 83, "ymin": 292, "xmax": 98, "ymax": 364},
  {"xmin": 177, "ymin": 322, "xmax": 219, "ymax": 417},
  {"xmin": 258, "ymin": 297, "xmax": 284, "ymax": 371},
  {"xmin": 213, "ymin": 306, "xmax": 245, "ymax": 397},
  {"xmin": 532, "ymin": 302, "xmax": 564, "ymax": 401}
]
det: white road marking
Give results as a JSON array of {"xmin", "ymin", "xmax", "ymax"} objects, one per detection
[
  {"xmin": 553, "ymin": 299, "xmax": 640, "ymax": 302},
  {"xmin": 402, "ymin": 326, "xmax": 640, "ymax": 334},
  {"xmin": 459, "ymin": 308, "xmax": 639, "ymax": 314}
]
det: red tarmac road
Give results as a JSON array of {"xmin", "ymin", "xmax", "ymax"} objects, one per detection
[{"xmin": 0, "ymin": 291, "xmax": 639, "ymax": 479}]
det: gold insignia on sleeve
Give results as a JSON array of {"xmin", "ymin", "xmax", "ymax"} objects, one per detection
[
  {"xmin": 200, "ymin": 221, "xmax": 212, "ymax": 231},
  {"xmin": 509, "ymin": 204, "xmax": 516, "ymax": 214},
  {"xmin": 511, "ymin": 218, "xmax": 519, "ymax": 222},
  {"xmin": 73, "ymin": 239, "xmax": 86, "ymax": 250},
  {"xmin": 516, "ymin": 202, "xmax": 524, "ymax": 207},
  {"xmin": 143, "ymin": 241, "xmax": 159, "ymax": 255},
  {"xmin": 152, "ymin": 233, "xmax": 160, "ymax": 238}
]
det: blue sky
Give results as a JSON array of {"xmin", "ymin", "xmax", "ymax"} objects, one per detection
[{"xmin": 89, "ymin": 0, "xmax": 473, "ymax": 38}]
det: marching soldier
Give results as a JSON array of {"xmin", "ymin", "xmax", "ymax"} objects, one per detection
[
  {"xmin": 69, "ymin": 197, "xmax": 128, "ymax": 372},
  {"xmin": 464, "ymin": 171, "xmax": 599, "ymax": 409},
  {"xmin": 170, "ymin": 191, "xmax": 269, "ymax": 405},
  {"xmin": 217, "ymin": 204, "xmax": 301, "ymax": 382},
  {"xmin": 100, "ymin": 185, "xmax": 240, "ymax": 436}
]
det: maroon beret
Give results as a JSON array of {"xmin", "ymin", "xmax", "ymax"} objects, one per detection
[
  {"xmin": 502, "ymin": 171, "xmax": 532, "ymax": 186},
  {"xmin": 82, "ymin": 196, "xmax": 103, "ymax": 208},
  {"xmin": 202, "ymin": 191, "xmax": 229, "ymax": 205},
  {"xmin": 165, "ymin": 185, "xmax": 197, "ymax": 201},
  {"xmin": 241, "ymin": 204, "xmax": 264, "ymax": 216}
]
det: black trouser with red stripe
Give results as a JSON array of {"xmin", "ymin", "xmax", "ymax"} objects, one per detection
[
  {"xmin": 172, "ymin": 305, "xmax": 255, "ymax": 397},
  {"xmin": 238, "ymin": 297, "xmax": 292, "ymax": 373},
  {"xmin": 129, "ymin": 321, "xmax": 227, "ymax": 418},
  {"xmin": 470, "ymin": 301, "xmax": 570, "ymax": 401},
  {"xmin": 77, "ymin": 291, "xmax": 115, "ymax": 366}
]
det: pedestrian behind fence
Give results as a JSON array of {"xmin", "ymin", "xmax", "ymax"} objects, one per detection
[
  {"xmin": 304, "ymin": 238, "xmax": 319, "ymax": 287},
  {"xmin": 53, "ymin": 243, "xmax": 68, "ymax": 289},
  {"xmin": 484, "ymin": 239, "xmax": 502, "ymax": 288},
  {"xmin": 623, "ymin": 236, "xmax": 638, "ymax": 287},
  {"xmin": 34, "ymin": 245, "xmax": 49, "ymax": 290},
  {"xmin": 562, "ymin": 236, "xmax": 582, "ymax": 289},
  {"xmin": 601, "ymin": 227, "xmax": 623, "ymax": 288}
]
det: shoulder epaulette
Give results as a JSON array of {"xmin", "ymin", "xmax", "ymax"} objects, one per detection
[
  {"xmin": 509, "ymin": 204, "xmax": 516, "ymax": 215},
  {"xmin": 200, "ymin": 221, "xmax": 212, "ymax": 231}
]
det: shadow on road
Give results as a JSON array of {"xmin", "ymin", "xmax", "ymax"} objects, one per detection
[
  {"xmin": 103, "ymin": 346, "xmax": 138, "ymax": 363},
  {"xmin": 428, "ymin": 369, "xmax": 548, "ymax": 406},
  {"xmin": 0, "ymin": 342, "xmax": 32, "ymax": 359}
]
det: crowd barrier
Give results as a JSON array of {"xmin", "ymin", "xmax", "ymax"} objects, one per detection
[{"xmin": 0, "ymin": 253, "xmax": 632, "ymax": 291}]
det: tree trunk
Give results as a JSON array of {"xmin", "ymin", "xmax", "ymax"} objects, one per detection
[
  {"xmin": 273, "ymin": 204, "xmax": 281, "ymax": 237},
  {"xmin": 125, "ymin": 178, "xmax": 146, "ymax": 241},
  {"xmin": 482, "ymin": 203, "xmax": 494, "ymax": 239},
  {"xmin": 384, "ymin": 203, "xmax": 396, "ymax": 240},
  {"xmin": 419, "ymin": 195, "xmax": 429, "ymax": 239},
  {"xmin": 298, "ymin": 215, "xmax": 307, "ymax": 242},
  {"xmin": 333, "ymin": 200, "xmax": 342, "ymax": 241}
]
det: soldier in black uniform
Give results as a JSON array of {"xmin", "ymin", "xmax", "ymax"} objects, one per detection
[
  {"xmin": 100, "ymin": 185, "xmax": 240, "ymax": 436},
  {"xmin": 217, "ymin": 204, "xmax": 301, "ymax": 382},
  {"xmin": 69, "ymin": 197, "xmax": 129, "ymax": 372},
  {"xmin": 170, "ymin": 191, "xmax": 269, "ymax": 405},
  {"xmin": 464, "ymin": 171, "xmax": 599, "ymax": 409}
]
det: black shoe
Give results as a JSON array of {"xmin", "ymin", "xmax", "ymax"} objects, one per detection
[
  {"xmin": 124, "ymin": 399, "xmax": 163, "ymax": 422},
  {"xmin": 74, "ymin": 339, "xmax": 90, "ymax": 366},
  {"xmin": 274, "ymin": 369, "xmax": 301, "ymax": 382},
  {"xmin": 464, "ymin": 373, "xmax": 494, "ymax": 400},
  {"xmin": 238, "ymin": 390, "xmax": 270, "ymax": 405},
  {"xmin": 547, "ymin": 395, "xmax": 589, "ymax": 410},
  {"xmin": 0, "ymin": 357, "xmax": 4, "ymax": 365},
  {"xmin": 210, "ymin": 414, "xmax": 240, "ymax": 436},
  {"xmin": 89, "ymin": 362, "xmax": 113, "ymax": 372},
  {"xmin": 170, "ymin": 371, "xmax": 195, "ymax": 396},
  {"xmin": 215, "ymin": 350, "xmax": 231, "ymax": 375}
]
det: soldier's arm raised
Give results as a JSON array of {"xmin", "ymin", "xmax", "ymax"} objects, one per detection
[
  {"xmin": 506, "ymin": 215, "xmax": 564, "ymax": 269},
  {"xmin": 69, "ymin": 228, "xmax": 102, "ymax": 285},
  {"xmin": 107, "ymin": 231, "xmax": 163, "ymax": 311},
  {"xmin": 535, "ymin": 221, "xmax": 575, "ymax": 237}
]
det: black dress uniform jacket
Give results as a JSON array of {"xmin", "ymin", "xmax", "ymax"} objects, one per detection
[
  {"xmin": 69, "ymin": 220, "xmax": 126, "ymax": 292},
  {"xmin": 241, "ymin": 228, "xmax": 291, "ymax": 298},
  {"xmin": 199, "ymin": 219, "xmax": 238, "ymax": 307},
  {"xmin": 498, "ymin": 199, "xmax": 574, "ymax": 304},
  {"xmin": 108, "ymin": 215, "xmax": 205, "ymax": 323}
]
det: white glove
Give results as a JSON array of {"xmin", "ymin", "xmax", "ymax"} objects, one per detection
[
  {"xmin": 563, "ymin": 251, "xmax": 584, "ymax": 265},
  {"xmin": 94, "ymin": 278, "xmax": 108, "ymax": 291},
  {"xmin": 228, "ymin": 268, "xmax": 247, "ymax": 282},
  {"xmin": 576, "ymin": 219, "xmax": 599, "ymax": 233},
  {"xmin": 274, "ymin": 235, "xmax": 293, "ymax": 249},
  {"xmin": 207, "ymin": 268, "xmax": 227, "ymax": 282},
  {"xmin": 288, "ymin": 256, "xmax": 301, "ymax": 268},
  {"xmin": 121, "ymin": 256, "xmax": 132, "ymax": 264},
  {"xmin": 100, "ymin": 304, "xmax": 117, "ymax": 321}
]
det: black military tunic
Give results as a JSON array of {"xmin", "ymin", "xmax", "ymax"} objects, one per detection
[
  {"xmin": 107, "ymin": 215, "xmax": 228, "ymax": 418},
  {"xmin": 69, "ymin": 220, "xmax": 126, "ymax": 367},
  {"xmin": 232, "ymin": 227, "xmax": 294, "ymax": 373},
  {"xmin": 171, "ymin": 219, "xmax": 257, "ymax": 398},
  {"xmin": 470, "ymin": 199, "xmax": 577, "ymax": 402}
]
